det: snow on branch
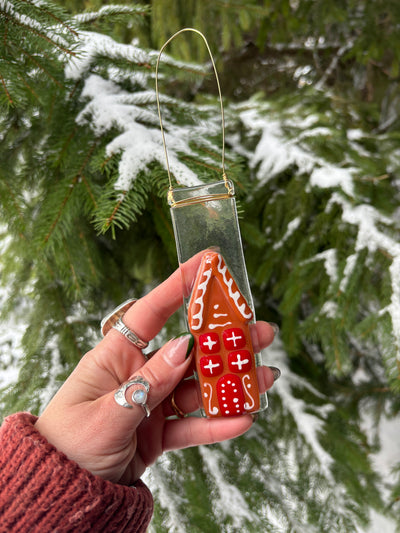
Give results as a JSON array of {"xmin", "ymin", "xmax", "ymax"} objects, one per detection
[
  {"xmin": 75, "ymin": 72, "xmax": 206, "ymax": 190},
  {"xmin": 237, "ymin": 108, "xmax": 317, "ymax": 183},
  {"xmin": 237, "ymin": 104, "xmax": 355, "ymax": 196},
  {"xmin": 315, "ymin": 39, "xmax": 356, "ymax": 90},
  {"xmin": 65, "ymin": 31, "xmax": 152, "ymax": 80},
  {"xmin": 273, "ymin": 217, "xmax": 301, "ymax": 250},
  {"xmin": 330, "ymin": 193, "xmax": 400, "ymax": 362},
  {"xmin": 236, "ymin": 98, "xmax": 400, "ymax": 376},
  {"xmin": 269, "ymin": 342, "xmax": 335, "ymax": 481},
  {"xmin": 301, "ymin": 249, "xmax": 339, "ymax": 286},
  {"xmin": 73, "ymin": 4, "xmax": 149, "ymax": 25},
  {"xmin": 64, "ymin": 29, "xmax": 224, "ymax": 193}
]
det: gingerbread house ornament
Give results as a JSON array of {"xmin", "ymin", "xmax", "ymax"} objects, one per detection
[{"xmin": 188, "ymin": 251, "xmax": 261, "ymax": 418}]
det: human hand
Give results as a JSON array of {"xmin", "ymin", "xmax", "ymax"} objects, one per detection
[{"xmin": 35, "ymin": 253, "xmax": 279, "ymax": 485}]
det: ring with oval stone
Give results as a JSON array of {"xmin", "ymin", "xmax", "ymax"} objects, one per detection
[{"xmin": 114, "ymin": 377, "xmax": 151, "ymax": 417}]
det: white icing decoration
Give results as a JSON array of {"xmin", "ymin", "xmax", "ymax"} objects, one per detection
[
  {"xmin": 191, "ymin": 267, "xmax": 212, "ymax": 331},
  {"xmin": 242, "ymin": 375, "xmax": 255, "ymax": 410},
  {"xmin": 225, "ymin": 331, "xmax": 244, "ymax": 347},
  {"xmin": 191, "ymin": 253, "xmax": 252, "ymax": 331},
  {"xmin": 208, "ymin": 321, "xmax": 232, "ymax": 329},
  {"xmin": 216, "ymin": 255, "xmax": 253, "ymax": 320},
  {"xmin": 204, "ymin": 382, "xmax": 219, "ymax": 415},
  {"xmin": 203, "ymin": 359, "xmax": 221, "ymax": 375},
  {"xmin": 230, "ymin": 352, "xmax": 250, "ymax": 371},
  {"xmin": 202, "ymin": 335, "xmax": 218, "ymax": 351}
]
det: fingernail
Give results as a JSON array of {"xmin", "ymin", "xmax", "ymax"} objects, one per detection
[
  {"xmin": 251, "ymin": 413, "xmax": 259, "ymax": 423},
  {"xmin": 166, "ymin": 333, "xmax": 194, "ymax": 367},
  {"xmin": 269, "ymin": 322, "xmax": 280, "ymax": 336},
  {"xmin": 174, "ymin": 332, "xmax": 194, "ymax": 358},
  {"xmin": 268, "ymin": 366, "xmax": 281, "ymax": 381}
]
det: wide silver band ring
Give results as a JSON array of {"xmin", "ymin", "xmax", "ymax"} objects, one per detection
[
  {"xmin": 112, "ymin": 317, "xmax": 149, "ymax": 349},
  {"xmin": 114, "ymin": 377, "xmax": 151, "ymax": 417},
  {"xmin": 100, "ymin": 298, "xmax": 149, "ymax": 350}
]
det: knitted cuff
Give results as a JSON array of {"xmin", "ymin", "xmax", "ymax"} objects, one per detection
[{"xmin": 0, "ymin": 412, "xmax": 153, "ymax": 533}]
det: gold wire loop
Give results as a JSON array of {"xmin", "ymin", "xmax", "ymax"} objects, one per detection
[{"xmin": 155, "ymin": 28, "xmax": 230, "ymax": 206}]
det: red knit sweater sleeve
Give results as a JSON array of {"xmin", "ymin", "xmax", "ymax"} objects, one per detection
[{"xmin": 0, "ymin": 412, "xmax": 153, "ymax": 532}]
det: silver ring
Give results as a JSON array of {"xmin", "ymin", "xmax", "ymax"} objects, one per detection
[
  {"xmin": 101, "ymin": 298, "xmax": 137, "ymax": 336},
  {"xmin": 112, "ymin": 317, "xmax": 149, "ymax": 349},
  {"xmin": 101, "ymin": 299, "xmax": 149, "ymax": 349},
  {"xmin": 114, "ymin": 377, "xmax": 151, "ymax": 417}
]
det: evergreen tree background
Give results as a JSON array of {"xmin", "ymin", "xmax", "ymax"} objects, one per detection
[{"xmin": 1, "ymin": 1, "xmax": 399, "ymax": 531}]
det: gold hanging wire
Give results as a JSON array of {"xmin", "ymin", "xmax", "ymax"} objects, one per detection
[{"xmin": 155, "ymin": 28, "xmax": 233, "ymax": 207}]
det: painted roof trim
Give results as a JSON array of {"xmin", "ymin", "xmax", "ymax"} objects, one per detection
[{"xmin": 188, "ymin": 252, "xmax": 253, "ymax": 332}]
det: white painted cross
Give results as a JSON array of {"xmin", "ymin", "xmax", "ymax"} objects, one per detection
[
  {"xmin": 230, "ymin": 353, "xmax": 249, "ymax": 371},
  {"xmin": 203, "ymin": 335, "xmax": 218, "ymax": 351},
  {"xmin": 226, "ymin": 331, "xmax": 243, "ymax": 347},
  {"xmin": 203, "ymin": 360, "xmax": 221, "ymax": 375}
]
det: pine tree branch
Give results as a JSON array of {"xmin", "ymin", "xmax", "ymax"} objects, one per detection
[
  {"xmin": 68, "ymin": 79, "xmax": 81, "ymax": 100},
  {"xmin": 52, "ymin": 283, "xmax": 84, "ymax": 359},
  {"xmin": 0, "ymin": 71, "xmax": 13, "ymax": 104},
  {"xmin": 73, "ymin": 4, "xmax": 149, "ymax": 26},
  {"xmin": 332, "ymin": 324, "xmax": 342, "ymax": 372},
  {"xmin": 3, "ymin": 18, "xmax": 9, "ymax": 48},
  {"xmin": 17, "ymin": 46, "xmax": 63, "ymax": 87},
  {"xmin": 43, "ymin": 175, "xmax": 78, "ymax": 244},
  {"xmin": 315, "ymin": 39, "xmax": 355, "ymax": 90},
  {"xmin": 78, "ymin": 231, "xmax": 97, "ymax": 279},
  {"xmin": 104, "ymin": 190, "xmax": 127, "ymax": 233},
  {"xmin": 16, "ymin": 72, "xmax": 39, "ymax": 99},
  {"xmin": 180, "ymin": 155, "xmax": 221, "ymax": 174},
  {"xmin": 63, "ymin": 237, "xmax": 81, "ymax": 293},
  {"xmin": 378, "ymin": 248, "xmax": 394, "ymax": 261},
  {"xmin": 80, "ymin": 174, "xmax": 98, "ymax": 209},
  {"xmin": 20, "ymin": 0, "xmax": 79, "ymax": 37},
  {"xmin": 101, "ymin": 154, "xmax": 114, "ymax": 169},
  {"xmin": 357, "ymin": 173, "xmax": 390, "ymax": 183},
  {"xmin": 1, "ymin": 10, "xmax": 76, "ymax": 57},
  {"xmin": 55, "ymin": 127, "xmax": 78, "ymax": 165},
  {"xmin": 153, "ymin": 200, "xmax": 175, "ymax": 240},
  {"xmin": 44, "ymin": 142, "xmax": 98, "ymax": 244},
  {"xmin": 1, "ymin": 180, "xmax": 26, "ymax": 238}
]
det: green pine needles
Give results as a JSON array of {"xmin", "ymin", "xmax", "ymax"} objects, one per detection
[
  {"xmin": 234, "ymin": 92, "xmax": 400, "ymax": 391},
  {"xmin": 1, "ymin": 1, "xmax": 399, "ymax": 532}
]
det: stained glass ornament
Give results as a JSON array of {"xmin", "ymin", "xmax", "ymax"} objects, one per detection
[{"xmin": 156, "ymin": 29, "xmax": 268, "ymax": 418}]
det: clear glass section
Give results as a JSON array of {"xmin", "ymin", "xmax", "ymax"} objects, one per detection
[{"xmin": 169, "ymin": 180, "xmax": 268, "ymax": 416}]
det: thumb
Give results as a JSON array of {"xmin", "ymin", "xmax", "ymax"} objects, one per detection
[{"xmin": 104, "ymin": 333, "xmax": 194, "ymax": 428}]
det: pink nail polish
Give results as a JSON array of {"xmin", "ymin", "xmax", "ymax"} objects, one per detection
[{"xmin": 165, "ymin": 334, "xmax": 194, "ymax": 367}]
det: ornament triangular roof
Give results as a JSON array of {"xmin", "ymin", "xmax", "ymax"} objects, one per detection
[{"xmin": 188, "ymin": 251, "xmax": 253, "ymax": 332}]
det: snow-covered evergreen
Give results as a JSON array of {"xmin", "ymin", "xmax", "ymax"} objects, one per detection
[{"xmin": 1, "ymin": 2, "xmax": 399, "ymax": 531}]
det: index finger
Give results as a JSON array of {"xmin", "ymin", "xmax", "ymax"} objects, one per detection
[{"xmin": 102, "ymin": 251, "xmax": 204, "ymax": 351}]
